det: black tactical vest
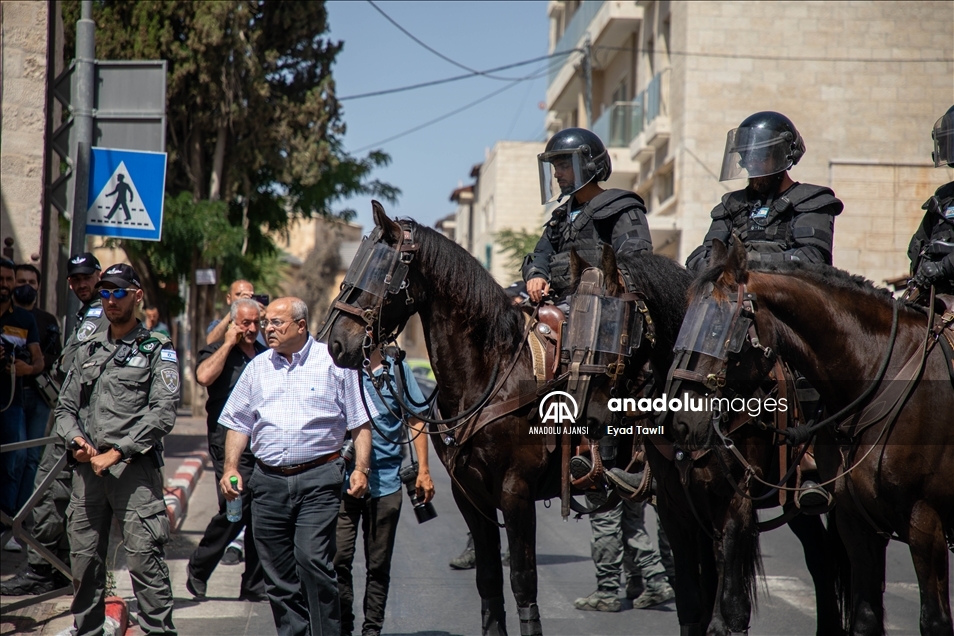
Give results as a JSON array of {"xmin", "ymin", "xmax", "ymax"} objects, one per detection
[
  {"xmin": 714, "ymin": 183, "xmax": 840, "ymax": 256},
  {"xmin": 923, "ymin": 182, "xmax": 954, "ymax": 244},
  {"xmin": 547, "ymin": 189, "xmax": 648, "ymax": 295}
]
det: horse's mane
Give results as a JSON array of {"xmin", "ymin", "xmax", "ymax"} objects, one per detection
[
  {"xmin": 407, "ymin": 220, "xmax": 524, "ymax": 353},
  {"xmin": 616, "ymin": 252, "xmax": 694, "ymax": 348},
  {"xmin": 692, "ymin": 259, "xmax": 897, "ymax": 305}
]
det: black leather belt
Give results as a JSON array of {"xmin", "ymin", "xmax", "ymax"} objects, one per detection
[{"xmin": 256, "ymin": 452, "xmax": 341, "ymax": 477}]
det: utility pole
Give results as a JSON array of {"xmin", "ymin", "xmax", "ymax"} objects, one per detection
[
  {"xmin": 66, "ymin": 0, "xmax": 95, "ymax": 332},
  {"xmin": 582, "ymin": 38, "xmax": 592, "ymax": 127}
]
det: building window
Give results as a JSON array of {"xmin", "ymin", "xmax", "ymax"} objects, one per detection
[
  {"xmin": 656, "ymin": 169, "xmax": 674, "ymax": 204},
  {"xmin": 485, "ymin": 244, "xmax": 493, "ymax": 270}
]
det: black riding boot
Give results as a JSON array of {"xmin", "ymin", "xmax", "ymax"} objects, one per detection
[
  {"xmin": 482, "ymin": 596, "xmax": 508, "ymax": 636},
  {"xmin": 680, "ymin": 624, "xmax": 703, "ymax": 636},
  {"xmin": 517, "ymin": 603, "xmax": 542, "ymax": 636}
]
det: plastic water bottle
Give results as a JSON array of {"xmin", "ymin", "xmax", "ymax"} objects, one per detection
[{"xmin": 226, "ymin": 476, "xmax": 242, "ymax": 522}]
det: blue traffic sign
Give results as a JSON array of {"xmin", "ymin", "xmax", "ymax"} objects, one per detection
[{"xmin": 86, "ymin": 147, "xmax": 167, "ymax": 241}]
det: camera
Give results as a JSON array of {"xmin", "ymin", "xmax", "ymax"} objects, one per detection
[
  {"xmin": 251, "ymin": 294, "xmax": 270, "ymax": 307},
  {"xmin": 399, "ymin": 461, "xmax": 437, "ymax": 524}
]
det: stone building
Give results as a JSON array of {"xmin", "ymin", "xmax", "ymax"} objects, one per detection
[
  {"xmin": 545, "ymin": 0, "xmax": 954, "ymax": 283},
  {"xmin": 1, "ymin": 1, "xmax": 62, "ymax": 310}
]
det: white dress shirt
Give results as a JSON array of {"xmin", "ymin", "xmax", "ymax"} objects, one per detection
[{"xmin": 219, "ymin": 336, "xmax": 377, "ymax": 467}]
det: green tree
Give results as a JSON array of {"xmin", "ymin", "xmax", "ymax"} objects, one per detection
[
  {"xmin": 495, "ymin": 228, "xmax": 539, "ymax": 281},
  {"xmin": 62, "ymin": 1, "xmax": 398, "ymax": 386}
]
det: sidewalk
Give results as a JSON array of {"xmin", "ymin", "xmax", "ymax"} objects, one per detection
[{"xmin": 0, "ymin": 414, "xmax": 276, "ymax": 636}]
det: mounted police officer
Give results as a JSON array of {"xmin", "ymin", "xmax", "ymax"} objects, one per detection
[
  {"xmin": 1, "ymin": 253, "xmax": 107, "ymax": 597},
  {"xmin": 686, "ymin": 111, "xmax": 844, "ymax": 272},
  {"xmin": 55, "ymin": 264, "xmax": 179, "ymax": 636},
  {"xmin": 522, "ymin": 127, "xmax": 653, "ymax": 303},
  {"xmin": 908, "ymin": 105, "xmax": 954, "ymax": 296}
]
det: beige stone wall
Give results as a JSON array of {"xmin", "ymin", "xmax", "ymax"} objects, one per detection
[
  {"xmin": 471, "ymin": 141, "xmax": 546, "ymax": 285},
  {"xmin": 670, "ymin": 0, "xmax": 953, "ymax": 281},
  {"xmin": 1, "ymin": 1, "xmax": 50, "ymax": 264}
]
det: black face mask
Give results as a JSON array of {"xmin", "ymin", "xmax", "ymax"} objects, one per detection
[{"xmin": 13, "ymin": 285, "xmax": 38, "ymax": 306}]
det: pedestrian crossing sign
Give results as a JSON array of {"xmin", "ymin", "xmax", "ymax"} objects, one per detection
[{"xmin": 86, "ymin": 147, "xmax": 167, "ymax": 241}]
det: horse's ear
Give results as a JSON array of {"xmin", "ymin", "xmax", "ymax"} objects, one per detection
[
  {"xmin": 569, "ymin": 249, "xmax": 591, "ymax": 287},
  {"xmin": 710, "ymin": 238, "xmax": 728, "ymax": 272},
  {"xmin": 723, "ymin": 233, "xmax": 749, "ymax": 285},
  {"xmin": 372, "ymin": 200, "xmax": 402, "ymax": 244},
  {"xmin": 601, "ymin": 244, "xmax": 621, "ymax": 296}
]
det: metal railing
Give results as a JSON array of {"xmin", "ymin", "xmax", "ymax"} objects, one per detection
[
  {"xmin": 0, "ymin": 436, "xmax": 72, "ymax": 613},
  {"xmin": 548, "ymin": 0, "xmax": 605, "ymax": 86},
  {"xmin": 592, "ymin": 100, "xmax": 641, "ymax": 147},
  {"xmin": 631, "ymin": 68, "xmax": 670, "ymax": 139}
]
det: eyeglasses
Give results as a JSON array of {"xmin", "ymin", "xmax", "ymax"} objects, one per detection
[
  {"xmin": 260, "ymin": 318, "xmax": 292, "ymax": 329},
  {"xmin": 98, "ymin": 288, "xmax": 135, "ymax": 300}
]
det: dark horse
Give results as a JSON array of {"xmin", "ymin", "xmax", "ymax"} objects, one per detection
[
  {"xmin": 670, "ymin": 237, "xmax": 954, "ymax": 635},
  {"xmin": 324, "ymin": 204, "xmax": 680, "ymax": 635},
  {"xmin": 325, "ymin": 203, "xmax": 559, "ymax": 636},
  {"xmin": 570, "ymin": 245, "xmax": 848, "ymax": 636}
]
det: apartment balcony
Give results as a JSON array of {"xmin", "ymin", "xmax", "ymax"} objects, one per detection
[
  {"xmin": 629, "ymin": 69, "xmax": 671, "ymax": 164},
  {"xmin": 546, "ymin": 1, "xmax": 643, "ymax": 114},
  {"xmin": 591, "ymin": 101, "xmax": 640, "ymax": 184}
]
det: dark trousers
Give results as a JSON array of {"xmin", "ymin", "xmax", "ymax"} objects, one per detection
[
  {"xmin": 334, "ymin": 490, "xmax": 403, "ymax": 636},
  {"xmin": 187, "ymin": 426, "xmax": 263, "ymax": 595},
  {"xmin": 250, "ymin": 458, "xmax": 344, "ymax": 636}
]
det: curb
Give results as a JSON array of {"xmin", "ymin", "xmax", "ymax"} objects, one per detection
[
  {"xmin": 104, "ymin": 596, "xmax": 128, "ymax": 636},
  {"xmin": 163, "ymin": 452, "xmax": 209, "ymax": 531}
]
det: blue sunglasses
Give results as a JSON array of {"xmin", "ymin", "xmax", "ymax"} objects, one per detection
[{"xmin": 98, "ymin": 288, "xmax": 135, "ymax": 300}]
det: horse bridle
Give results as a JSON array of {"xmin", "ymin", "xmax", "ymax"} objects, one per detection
[
  {"xmin": 563, "ymin": 267, "xmax": 656, "ymax": 398},
  {"xmin": 328, "ymin": 223, "xmax": 420, "ymax": 347},
  {"xmin": 669, "ymin": 283, "xmax": 773, "ymax": 395}
]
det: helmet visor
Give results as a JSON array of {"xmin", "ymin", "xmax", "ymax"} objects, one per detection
[
  {"xmin": 719, "ymin": 126, "xmax": 795, "ymax": 181},
  {"xmin": 538, "ymin": 150, "xmax": 585, "ymax": 204},
  {"xmin": 932, "ymin": 110, "xmax": 954, "ymax": 168}
]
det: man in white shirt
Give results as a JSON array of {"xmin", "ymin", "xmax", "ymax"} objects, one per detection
[{"xmin": 219, "ymin": 297, "xmax": 375, "ymax": 636}]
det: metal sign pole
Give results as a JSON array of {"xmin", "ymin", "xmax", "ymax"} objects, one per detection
[{"xmin": 66, "ymin": 0, "xmax": 95, "ymax": 333}]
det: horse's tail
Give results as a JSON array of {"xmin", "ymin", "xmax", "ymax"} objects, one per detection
[{"xmin": 827, "ymin": 508, "xmax": 853, "ymax": 633}]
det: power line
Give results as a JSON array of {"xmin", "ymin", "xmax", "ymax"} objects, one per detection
[
  {"xmin": 349, "ymin": 67, "xmax": 550, "ymax": 154},
  {"xmin": 592, "ymin": 44, "xmax": 953, "ymax": 64},
  {"xmin": 338, "ymin": 51, "xmax": 574, "ymax": 101},
  {"xmin": 366, "ymin": 0, "xmax": 542, "ymax": 81}
]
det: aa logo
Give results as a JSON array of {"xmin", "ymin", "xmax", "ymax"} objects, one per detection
[{"xmin": 539, "ymin": 391, "xmax": 579, "ymax": 425}]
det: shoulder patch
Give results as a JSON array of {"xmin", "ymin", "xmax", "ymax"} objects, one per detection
[
  {"xmin": 76, "ymin": 320, "xmax": 98, "ymax": 342},
  {"xmin": 160, "ymin": 349, "xmax": 178, "ymax": 363},
  {"xmin": 139, "ymin": 338, "xmax": 160, "ymax": 354},
  {"xmin": 160, "ymin": 368, "xmax": 180, "ymax": 393},
  {"xmin": 85, "ymin": 306, "xmax": 103, "ymax": 318}
]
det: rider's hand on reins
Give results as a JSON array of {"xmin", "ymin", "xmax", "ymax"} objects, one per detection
[{"xmin": 526, "ymin": 277, "xmax": 550, "ymax": 304}]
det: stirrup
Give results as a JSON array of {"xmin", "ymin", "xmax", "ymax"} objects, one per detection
[{"xmin": 796, "ymin": 480, "xmax": 833, "ymax": 515}]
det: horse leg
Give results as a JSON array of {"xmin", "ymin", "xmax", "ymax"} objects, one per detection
[
  {"xmin": 834, "ymin": 503, "xmax": 888, "ymax": 635},
  {"xmin": 787, "ymin": 514, "xmax": 848, "ymax": 636},
  {"xmin": 452, "ymin": 484, "xmax": 507, "ymax": 636},
  {"xmin": 656, "ymin": 491, "xmax": 712, "ymax": 635},
  {"xmin": 711, "ymin": 494, "xmax": 758, "ymax": 636},
  {"xmin": 501, "ymin": 478, "xmax": 542, "ymax": 636},
  {"xmin": 907, "ymin": 501, "xmax": 953, "ymax": 635}
]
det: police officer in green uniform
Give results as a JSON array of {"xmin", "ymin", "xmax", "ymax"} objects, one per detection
[
  {"xmin": 1, "ymin": 253, "xmax": 107, "ymax": 597},
  {"xmin": 909, "ymin": 105, "xmax": 954, "ymax": 296},
  {"xmin": 55, "ymin": 264, "xmax": 179, "ymax": 636}
]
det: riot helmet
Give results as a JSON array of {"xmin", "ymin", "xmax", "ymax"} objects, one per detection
[
  {"xmin": 538, "ymin": 128, "xmax": 612, "ymax": 204},
  {"xmin": 931, "ymin": 105, "xmax": 954, "ymax": 168},
  {"xmin": 719, "ymin": 111, "xmax": 806, "ymax": 181}
]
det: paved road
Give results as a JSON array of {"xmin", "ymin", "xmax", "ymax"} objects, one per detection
[
  {"xmin": 10, "ymin": 420, "xmax": 930, "ymax": 635},
  {"xmin": 158, "ymin": 455, "xmax": 925, "ymax": 635}
]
